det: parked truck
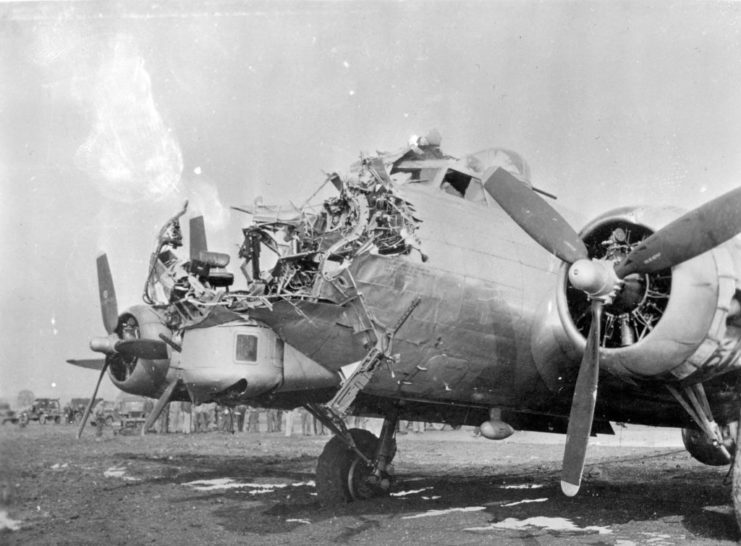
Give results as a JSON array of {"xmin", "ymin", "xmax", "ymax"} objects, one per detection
[{"xmin": 18, "ymin": 398, "xmax": 62, "ymax": 426}]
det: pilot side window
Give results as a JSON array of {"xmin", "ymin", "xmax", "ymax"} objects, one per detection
[
  {"xmin": 235, "ymin": 334, "xmax": 258, "ymax": 363},
  {"xmin": 440, "ymin": 169, "xmax": 487, "ymax": 205}
]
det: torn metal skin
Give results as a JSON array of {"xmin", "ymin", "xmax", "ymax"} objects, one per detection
[
  {"xmin": 221, "ymin": 152, "xmax": 453, "ymax": 425},
  {"xmin": 235, "ymin": 156, "xmax": 425, "ymax": 304},
  {"xmin": 224, "ymin": 141, "xmax": 545, "ymax": 418},
  {"xmin": 142, "ymin": 202, "xmax": 232, "ymax": 332},
  {"xmin": 225, "ymin": 154, "xmax": 433, "ymax": 387}
]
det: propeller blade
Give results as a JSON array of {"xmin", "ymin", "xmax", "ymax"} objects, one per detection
[
  {"xmin": 483, "ymin": 168, "xmax": 589, "ymax": 264},
  {"xmin": 561, "ymin": 300, "xmax": 603, "ymax": 496},
  {"xmin": 190, "ymin": 216, "xmax": 208, "ymax": 261},
  {"xmin": 66, "ymin": 358, "xmax": 106, "ymax": 371},
  {"xmin": 141, "ymin": 380, "xmax": 180, "ymax": 435},
  {"xmin": 615, "ymin": 186, "xmax": 741, "ymax": 278},
  {"xmin": 115, "ymin": 339, "xmax": 169, "ymax": 360},
  {"xmin": 76, "ymin": 359, "xmax": 110, "ymax": 439},
  {"xmin": 96, "ymin": 254, "xmax": 118, "ymax": 334}
]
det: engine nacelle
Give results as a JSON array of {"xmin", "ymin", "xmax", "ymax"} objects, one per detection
[
  {"xmin": 532, "ymin": 206, "xmax": 741, "ymax": 385},
  {"xmin": 107, "ymin": 306, "xmax": 171, "ymax": 398},
  {"xmin": 178, "ymin": 320, "xmax": 339, "ymax": 404}
]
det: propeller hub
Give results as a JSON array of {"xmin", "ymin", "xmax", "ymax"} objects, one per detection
[
  {"xmin": 90, "ymin": 335, "xmax": 118, "ymax": 355},
  {"xmin": 568, "ymin": 259, "xmax": 621, "ymax": 303}
]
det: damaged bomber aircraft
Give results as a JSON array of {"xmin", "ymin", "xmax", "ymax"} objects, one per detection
[{"xmin": 70, "ymin": 130, "xmax": 741, "ymax": 524}]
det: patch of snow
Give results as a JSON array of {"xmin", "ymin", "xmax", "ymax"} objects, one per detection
[
  {"xmin": 104, "ymin": 466, "xmax": 126, "ymax": 478},
  {"xmin": 499, "ymin": 483, "xmax": 545, "ymax": 489},
  {"xmin": 703, "ymin": 505, "xmax": 733, "ymax": 515},
  {"xmin": 641, "ymin": 532, "xmax": 680, "ymax": 544},
  {"xmin": 287, "ymin": 518, "xmax": 311, "ymax": 525},
  {"xmin": 103, "ymin": 466, "xmax": 139, "ymax": 481},
  {"xmin": 403, "ymin": 506, "xmax": 485, "ymax": 520},
  {"xmin": 466, "ymin": 516, "xmax": 611, "ymax": 535},
  {"xmin": 502, "ymin": 498, "xmax": 548, "ymax": 507},
  {"xmin": 422, "ymin": 496, "xmax": 442, "ymax": 500},
  {"xmin": 183, "ymin": 478, "xmax": 314, "ymax": 493},
  {"xmin": 244, "ymin": 483, "xmax": 287, "ymax": 489},
  {"xmin": 184, "ymin": 478, "xmax": 251, "ymax": 491},
  {"xmin": 391, "ymin": 487, "xmax": 433, "ymax": 497},
  {"xmin": 0, "ymin": 510, "xmax": 22, "ymax": 531}
]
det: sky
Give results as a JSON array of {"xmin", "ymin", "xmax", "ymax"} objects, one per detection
[{"xmin": 2, "ymin": 0, "xmax": 741, "ymax": 404}]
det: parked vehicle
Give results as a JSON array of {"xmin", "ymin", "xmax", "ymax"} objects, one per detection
[
  {"xmin": 0, "ymin": 402, "xmax": 18, "ymax": 425},
  {"xmin": 18, "ymin": 398, "xmax": 62, "ymax": 426},
  {"xmin": 67, "ymin": 397, "xmax": 101, "ymax": 424},
  {"xmin": 92, "ymin": 400, "xmax": 118, "ymax": 426}
]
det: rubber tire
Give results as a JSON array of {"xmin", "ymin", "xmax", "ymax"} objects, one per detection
[
  {"xmin": 39, "ymin": 414, "xmax": 46, "ymax": 425},
  {"xmin": 682, "ymin": 426, "xmax": 735, "ymax": 466},
  {"xmin": 316, "ymin": 428, "xmax": 395, "ymax": 505}
]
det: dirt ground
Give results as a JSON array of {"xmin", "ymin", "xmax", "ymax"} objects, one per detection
[{"xmin": 0, "ymin": 421, "xmax": 739, "ymax": 545}]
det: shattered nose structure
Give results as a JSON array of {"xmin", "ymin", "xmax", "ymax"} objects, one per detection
[{"xmin": 235, "ymin": 155, "xmax": 425, "ymax": 302}]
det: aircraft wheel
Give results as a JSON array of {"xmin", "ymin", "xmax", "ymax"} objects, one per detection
[
  {"xmin": 316, "ymin": 428, "xmax": 391, "ymax": 504},
  {"xmin": 681, "ymin": 427, "xmax": 733, "ymax": 466}
]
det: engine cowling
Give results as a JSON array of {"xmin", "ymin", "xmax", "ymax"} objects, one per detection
[
  {"xmin": 107, "ymin": 305, "xmax": 171, "ymax": 398},
  {"xmin": 533, "ymin": 205, "xmax": 740, "ymax": 385}
]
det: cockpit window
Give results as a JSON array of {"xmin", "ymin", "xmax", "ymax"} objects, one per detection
[
  {"xmin": 440, "ymin": 169, "xmax": 488, "ymax": 205},
  {"xmin": 235, "ymin": 334, "xmax": 258, "ymax": 362}
]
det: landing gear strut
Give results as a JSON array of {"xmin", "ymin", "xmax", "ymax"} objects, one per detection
[
  {"xmin": 309, "ymin": 405, "xmax": 399, "ymax": 504},
  {"xmin": 733, "ymin": 408, "xmax": 741, "ymax": 529}
]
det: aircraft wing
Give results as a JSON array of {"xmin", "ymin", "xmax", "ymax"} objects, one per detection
[{"xmin": 66, "ymin": 358, "xmax": 106, "ymax": 371}]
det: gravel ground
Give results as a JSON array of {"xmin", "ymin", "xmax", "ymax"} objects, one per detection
[{"xmin": 0, "ymin": 422, "xmax": 738, "ymax": 545}]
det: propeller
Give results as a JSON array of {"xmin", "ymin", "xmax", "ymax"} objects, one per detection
[
  {"xmin": 141, "ymin": 379, "xmax": 181, "ymax": 436},
  {"xmin": 78, "ymin": 254, "xmax": 170, "ymax": 439},
  {"xmin": 190, "ymin": 216, "xmax": 208, "ymax": 261},
  {"xmin": 77, "ymin": 254, "xmax": 118, "ymax": 439},
  {"xmin": 116, "ymin": 339, "xmax": 168, "ymax": 360},
  {"xmin": 97, "ymin": 254, "xmax": 118, "ymax": 335},
  {"xmin": 483, "ymin": 167, "xmax": 741, "ymax": 495}
]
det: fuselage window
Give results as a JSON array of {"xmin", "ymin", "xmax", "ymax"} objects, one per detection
[
  {"xmin": 235, "ymin": 334, "xmax": 258, "ymax": 363},
  {"xmin": 440, "ymin": 169, "xmax": 487, "ymax": 205}
]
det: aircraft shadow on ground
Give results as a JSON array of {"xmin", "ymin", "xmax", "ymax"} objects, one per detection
[{"xmin": 112, "ymin": 450, "xmax": 740, "ymax": 541}]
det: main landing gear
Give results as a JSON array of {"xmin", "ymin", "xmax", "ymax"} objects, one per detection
[
  {"xmin": 308, "ymin": 404, "xmax": 398, "ymax": 504},
  {"xmin": 733, "ymin": 408, "xmax": 741, "ymax": 529},
  {"xmin": 669, "ymin": 382, "xmax": 741, "ymax": 527}
]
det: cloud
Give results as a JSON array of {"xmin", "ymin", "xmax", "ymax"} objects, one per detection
[
  {"xmin": 183, "ymin": 176, "xmax": 231, "ymax": 232},
  {"xmin": 74, "ymin": 34, "xmax": 183, "ymax": 204}
]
